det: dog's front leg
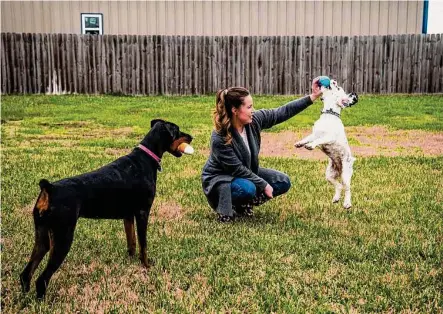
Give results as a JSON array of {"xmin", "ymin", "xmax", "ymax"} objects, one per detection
[
  {"xmin": 135, "ymin": 212, "xmax": 151, "ymax": 268},
  {"xmin": 295, "ymin": 134, "xmax": 317, "ymax": 148},
  {"xmin": 304, "ymin": 134, "xmax": 336, "ymax": 150}
]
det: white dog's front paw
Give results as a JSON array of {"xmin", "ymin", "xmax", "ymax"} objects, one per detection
[
  {"xmin": 304, "ymin": 143, "xmax": 316, "ymax": 150},
  {"xmin": 343, "ymin": 202, "xmax": 352, "ymax": 209},
  {"xmin": 294, "ymin": 141, "xmax": 305, "ymax": 148},
  {"xmin": 332, "ymin": 196, "xmax": 340, "ymax": 203}
]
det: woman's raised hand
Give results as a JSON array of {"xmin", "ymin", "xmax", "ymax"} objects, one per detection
[{"xmin": 310, "ymin": 77, "xmax": 322, "ymax": 102}]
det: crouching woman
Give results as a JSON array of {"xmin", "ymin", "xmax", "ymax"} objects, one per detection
[{"xmin": 201, "ymin": 79, "xmax": 322, "ymax": 222}]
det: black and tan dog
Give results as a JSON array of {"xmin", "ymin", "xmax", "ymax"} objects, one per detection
[{"xmin": 20, "ymin": 119, "xmax": 193, "ymax": 299}]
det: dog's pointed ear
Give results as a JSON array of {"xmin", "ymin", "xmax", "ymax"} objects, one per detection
[
  {"xmin": 348, "ymin": 93, "xmax": 359, "ymax": 106},
  {"xmin": 151, "ymin": 119, "xmax": 165, "ymax": 128}
]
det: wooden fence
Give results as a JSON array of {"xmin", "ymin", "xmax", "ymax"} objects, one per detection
[{"xmin": 1, "ymin": 33, "xmax": 442, "ymax": 95}]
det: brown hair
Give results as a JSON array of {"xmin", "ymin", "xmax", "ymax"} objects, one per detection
[{"xmin": 213, "ymin": 87, "xmax": 250, "ymax": 144}]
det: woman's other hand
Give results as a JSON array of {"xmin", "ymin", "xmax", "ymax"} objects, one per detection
[
  {"xmin": 310, "ymin": 77, "xmax": 322, "ymax": 102},
  {"xmin": 264, "ymin": 184, "xmax": 274, "ymax": 199}
]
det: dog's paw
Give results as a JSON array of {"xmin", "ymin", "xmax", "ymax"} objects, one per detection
[
  {"xmin": 20, "ymin": 275, "xmax": 30, "ymax": 293},
  {"xmin": 304, "ymin": 143, "xmax": 316, "ymax": 150},
  {"xmin": 343, "ymin": 202, "xmax": 352, "ymax": 210},
  {"xmin": 294, "ymin": 141, "xmax": 305, "ymax": 148},
  {"xmin": 332, "ymin": 197, "xmax": 340, "ymax": 203}
]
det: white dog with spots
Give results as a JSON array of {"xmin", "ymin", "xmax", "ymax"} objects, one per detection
[{"xmin": 295, "ymin": 79, "xmax": 358, "ymax": 209}]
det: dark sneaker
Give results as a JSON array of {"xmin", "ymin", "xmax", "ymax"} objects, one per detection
[
  {"xmin": 252, "ymin": 193, "xmax": 269, "ymax": 206},
  {"xmin": 233, "ymin": 203, "xmax": 254, "ymax": 217},
  {"xmin": 218, "ymin": 214, "xmax": 234, "ymax": 223}
]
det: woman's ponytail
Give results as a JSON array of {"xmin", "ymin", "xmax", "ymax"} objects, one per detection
[{"xmin": 212, "ymin": 87, "xmax": 250, "ymax": 145}]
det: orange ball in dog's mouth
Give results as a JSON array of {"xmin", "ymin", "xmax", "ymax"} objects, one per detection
[{"xmin": 177, "ymin": 143, "xmax": 194, "ymax": 155}]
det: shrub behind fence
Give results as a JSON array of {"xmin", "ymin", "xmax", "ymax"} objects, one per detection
[{"xmin": 1, "ymin": 33, "xmax": 442, "ymax": 95}]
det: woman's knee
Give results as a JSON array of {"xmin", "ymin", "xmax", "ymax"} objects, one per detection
[
  {"xmin": 272, "ymin": 175, "xmax": 291, "ymax": 196},
  {"xmin": 231, "ymin": 178, "xmax": 256, "ymax": 201}
]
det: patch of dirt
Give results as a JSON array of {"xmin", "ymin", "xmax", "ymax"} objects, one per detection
[
  {"xmin": 260, "ymin": 126, "xmax": 443, "ymax": 160},
  {"xmin": 151, "ymin": 200, "xmax": 184, "ymax": 222},
  {"xmin": 57, "ymin": 264, "xmax": 147, "ymax": 313}
]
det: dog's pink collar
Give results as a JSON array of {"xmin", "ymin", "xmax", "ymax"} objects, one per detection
[{"xmin": 138, "ymin": 144, "xmax": 162, "ymax": 171}]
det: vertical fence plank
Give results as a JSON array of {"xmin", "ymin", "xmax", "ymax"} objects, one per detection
[
  {"xmin": 72, "ymin": 34, "xmax": 77, "ymax": 94},
  {"xmin": 29, "ymin": 33, "xmax": 36, "ymax": 93},
  {"xmin": 54, "ymin": 33, "xmax": 60, "ymax": 94},
  {"xmin": 249, "ymin": 36, "xmax": 256, "ymax": 94},
  {"xmin": 183, "ymin": 36, "xmax": 191, "ymax": 95},
  {"xmin": 39, "ymin": 33, "xmax": 46, "ymax": 94},
  {"xmin": 363, "ymin": 35, "xmax": 369, "ymax": 94},
  {"xmin": 202, "ymin": 36, "xmax": 207, "ymax": 94},
  {"xmin": 332, "ymin": 36, "xmax": 339, "ymax": 82},
  {"xmin": 122, "ymin": 35, "xmax": 128, "ymax": 95},
  {"xmin": 431, "ymin": 34, "xmax": 439, "ymax": 93},
  {"xmin": 362, "ymin": 33, "xmax": 367, "ymax": 91},
  {"xmin": 89, "ymin": 35, "xmax": 94, "ymax": 94},
  {"xmin": 398, "ymin": 34, "xmax": 405, "ymax": 93},
  {"xmin": 283, "ymin": 36, "xmax": 288, "ymax": 94},
  {"xmin": 19, "ymin": 33, "xmax": 26, "ymax": 93},
  {"xmin": 146, "ymin": 35, "xmax": 152, "ymax": 95},
  {"xmin": 59, "ymin": 34, "xmax": 65, "ymax": 93},
  {"xmin": 265, "ymin": 36, "xmax": 271, "ymax": 94},
  {"xmin": 294, "ymin": 36, "xmax": 300, "ymax": 94},
  {"xmin": 191, "ymin": 36, "xmax": 196, "ymax": 94},
  {"xmin": 304, "ymin": 36, "xmax": 311, "ymax": 94},
  {"xmin": 437, "ymin": 34, "xmax": 443, "ymax": 93},
  {"xmin": 128, "ymin": 35, "xmax": 133, "ymax": 95},
  {"xmin": 373, "ymin": 35, "xmax": 381, "ymax": 93},
  {"xmin": 76, "ymin": 35, "xmax": 83, "ymax": 94},
  {"xmin": 195, "ymin": 36, "xmax": 200, "ymax": 94},
  {"xmin": 50, "ymin": 33, "xmax": 56, "ymax": 94},
  {"xmin": 367, "ymin": 36, "xmax": 373, "ymax": 94},
  {"xmin": 260, "ymin": 36, "xmax": 266, "ymax": 94},
  {"xmin": 133, "ymin": 35, "xmax": 138, "ymax": 95},
  {"xmin": 270, "ymin": 36, "xmax": 275, "ymax": 94},
  {"xmin": 139, "ymin": 35, "xmax": 145, "ymax": 95},
  {"xmin": 173, "ymin": 35, "xmax": 178, "ymax": 94},
  {"xmin": 163, "ymin": 36, "xmax": 170, "ymax": 95},
  {"xmin": 94, "ymin": 34, "xmax": 99, "ymax": 94},
  {"xmin": 421, "ymin": 35, "xmax": 429, "ymax": 93},
  {"xmin": 84, "ymin": 35, "xmax": 90, "ymax": 94},
  {"xmin": 13, "ymin": 33, "xmax": 19, "ymax": 93},
  {"xmin": 1, "ymin": 34, "xmax": 8, "ymax": 94},
  {"xmin": 104, "ymin": 35, "xmax": 111, "ymax": 94},
  {"xmin": 276, "ymin": 36, "xmax": 282, "ymax": 94},
  {"xmin": 386, "ymin": 35, "xmax": 393, "ymax": 93}
]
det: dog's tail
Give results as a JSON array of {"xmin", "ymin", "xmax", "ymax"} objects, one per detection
[{"xmin": 34, "ymin": 179, "xmax": 54, "ymax": 218}]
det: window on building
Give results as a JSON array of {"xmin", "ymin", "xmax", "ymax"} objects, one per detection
[{"xmin": 81, "ymin": 13, "xmax": 103, "ymax": 35}]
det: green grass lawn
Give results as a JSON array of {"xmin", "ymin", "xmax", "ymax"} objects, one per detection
[{"xmin": 1, "ymin": 94, "xmax": 442, "ymax": 313}]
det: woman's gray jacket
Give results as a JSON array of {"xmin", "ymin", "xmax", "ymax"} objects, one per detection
[{"xmin": 201, "ymin": 96, "xmax": 313, "ymax": 214}]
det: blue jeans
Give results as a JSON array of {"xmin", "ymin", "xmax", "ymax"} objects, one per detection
[{"xmin": 230, "ymin": 168, "xmax": 291, "ymax": 204}]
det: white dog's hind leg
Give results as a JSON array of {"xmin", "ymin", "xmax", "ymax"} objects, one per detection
[
  {"xmin": 341, "ymin": 159, "xmax": 354, "ymax": 209},
  {"xmin": 295, "ymin": 133, "xmax": 317, "ymax": 148},
  {"xmin": 325, "ymin": 159, "xmax": 342, "ymax": 203}
]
